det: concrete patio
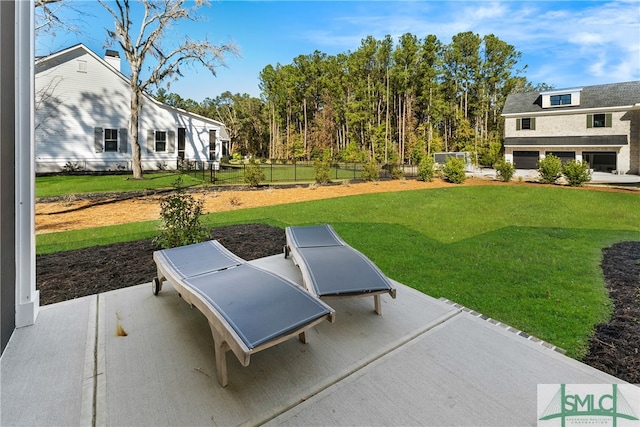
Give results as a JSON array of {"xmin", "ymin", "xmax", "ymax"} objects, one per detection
[{"xmin": 1, "ymin": 254, "xmax": 634, "ymax": 426}]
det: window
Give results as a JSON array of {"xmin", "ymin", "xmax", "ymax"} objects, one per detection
[
  {"xmin": 177, "ymin": 128, "xmax": 186, "ymax": 160},
  {"xmin": 516, "ymin": 117, "xmax": 535, "ymax": 130},
  {"xmin": 146, "ymin": 129, "xmax": 173, "ymax": 153},
  {"xmin": 155, "ymin": 131, "xmax": 167, "ymax": 152},
  {"xmin": 587, "ymin": 113, "xmax": 612, "ymax": 128},
  {"xmin": 104, "ymin": 128, "xmax": 118, "ymax": 152},
  {"xmin": 208, "ymin": 130, "xmax": 216, "ymax": 160},
  {"xmin": 593, "ymin": 114, "xmax": 606, "ymax": 128},
  {"xmin": 95, "ymin": 127, "xmax": 127, "ymax": 153},
  {"xmin": 550, "ymin": 94, "xmax": 571, "ymax": 106}
]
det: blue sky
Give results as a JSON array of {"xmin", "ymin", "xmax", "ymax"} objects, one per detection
[{"xmin": 37, "ymin": 0, "xmax": 640, "ymax": 102}]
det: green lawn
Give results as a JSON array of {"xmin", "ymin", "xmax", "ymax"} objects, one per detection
[
  {"xmin": 189, "ymin": 162, "xmax": 363, "ymax": 185},
  {"xmin": 35, "ymin": 172, "xmax": 205, "ymax": 198},
  {"xmin": 36, "ymin": 184, "xmax": 640, "ymax": 359},
  {"xmin": 36, "ymin": 163, "xmax": 365, "ymax": 195}
]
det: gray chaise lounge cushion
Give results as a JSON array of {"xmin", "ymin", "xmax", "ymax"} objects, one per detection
[{"xmin": 285, "ymin": 224, "xmax": 396, "ymax": 313}]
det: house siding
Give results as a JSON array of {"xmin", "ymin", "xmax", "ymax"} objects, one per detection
[
  {"xmin": 504, "ymin": 111, "xmax": 632, "ymax": 172},
  {"xmin": 36, "ymin": 48, "xmax": 131, "ymax": 171},
  {"xmin": 629, "ymin": 110, "xmax": 640, "ymax": 173},
  {"xmin": 502, "ymin": 82, "xmax": 640, "ymax": 174},
  {"xmin": 505, "ymin": 111, "xmax": 628, "ymax": 137},
  {"xmin": 35, "ymin": 44, "xmax": 228, "ymax": 173}
]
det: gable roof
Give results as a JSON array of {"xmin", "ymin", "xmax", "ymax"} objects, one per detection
[
  {"xmin": 502, "ymin": 81, "xmax": 640, "ymax": 115},
  {"xmin": 36, "ymin": 43, "xmax": 228, "ymax": 132}
]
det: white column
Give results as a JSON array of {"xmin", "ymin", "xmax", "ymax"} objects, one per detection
[
  {"xmin": 505, "ymin": 152, "xmax": 514, "ymax": 164},
  {"xmin": 15, "ymin": 0, "xmax": 38, "ymax": 327}
]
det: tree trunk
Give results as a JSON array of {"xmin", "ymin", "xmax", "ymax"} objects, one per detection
[
  {"xmin": 303, "ymin": 97, "xmax": 308, "ymax": 160},
  {"xmin": 130, "ymin": 87, "xmax": 143, "ymax": 179}
]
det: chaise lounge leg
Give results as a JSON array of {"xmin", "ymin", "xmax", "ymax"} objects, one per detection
[
  {"xmin": 374, "ymin": 295, "xmax": 382, "ymax": 315},
  {"xmin": 210, "ymin": 324, "xmax": 229, "ymax": 387},
  {"xmin": 298, "ymin": 331, "xmax": 308, "ymax": 344}
]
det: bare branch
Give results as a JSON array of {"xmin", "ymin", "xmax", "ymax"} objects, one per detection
[
  {"xmin": 35, "ymin": 75, "xmax": 63, "ymax": 134},
  {"xmin": 96, "ymin": 0, "xmax": 239, "ymax": 178}
]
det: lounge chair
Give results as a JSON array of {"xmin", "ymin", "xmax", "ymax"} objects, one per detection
[
  {"xmin": 152, "ymin": 240, "xmax": 335, "ymax": 387},
  {"xmin": 284, "ymin": 224, "xmax": 397, "ymax": 314}
]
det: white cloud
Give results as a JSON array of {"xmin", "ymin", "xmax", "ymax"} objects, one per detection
[{"xmin": 569, "ymin": 32, "xmax": 605, "ymax": 45}]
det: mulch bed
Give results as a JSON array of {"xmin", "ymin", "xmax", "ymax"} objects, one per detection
[
  {"xmin": 36, "ymin": 224, "xmax": 639, "ymax": 383},
  {"xmin": 582, "ymin": 241, "xmax": 640, "ymax": 383},
  {"xmin": 36, "ymin": 224, "xmax": 284, "ymax": 304}
]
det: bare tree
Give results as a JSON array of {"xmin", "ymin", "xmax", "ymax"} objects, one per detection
[
  {"xmin": 99, "ymin": 0, "xmax": 238, "ymax": 179},
  {"xmin": 35, "ymin": 0, "xmax": 85, "ymax": 37}
]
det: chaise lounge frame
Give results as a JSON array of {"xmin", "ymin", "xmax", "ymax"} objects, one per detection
[
  {"xmin": 285, "ymin": 224, "xmax": 397, "ymax": 315},
  {"xmin": 153, "ymin": 240, "xmax": 335, "ymax": 387}
]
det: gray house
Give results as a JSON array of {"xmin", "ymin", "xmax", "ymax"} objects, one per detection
[{"xmin": 502, "ymin": 81, "xmax": 640, "ymax": 174}]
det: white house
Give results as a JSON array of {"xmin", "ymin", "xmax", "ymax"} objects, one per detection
[
  {"xmin": 35, "ymin": 44, "xmax": 230, "ymax": 173},
  {"xmin": 502, "ymin": 81, "xmax": 640, "ymax": 174}
]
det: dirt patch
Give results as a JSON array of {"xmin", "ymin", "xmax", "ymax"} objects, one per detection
[
  {"xmin": 35, "ymin": 178, "xmax": 526, "ymax": 233},
  {"xmin": 35, "ymin": 177, "xmax": 638, "ymax": 234}
]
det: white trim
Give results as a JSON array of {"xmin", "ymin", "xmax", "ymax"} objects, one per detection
[
  {"xmin": 15, "ymin": 0, "xmax": 38, "ymax": 327},
  {"xmin": 502, "ymin": 105, "xmax": 635, "ymax": 118},
  {"xmin": 540, "ymin": 87, "xmax": 583, "ymax": 95},
  {"xmin": 504, "ymin": 144, "xmax": 625, "ymax": 148}
]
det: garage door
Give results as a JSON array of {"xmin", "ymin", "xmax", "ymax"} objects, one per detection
[
  {"xmin": 513, "ymin": 151, "xmax": 539, "ymax": 169},
  {"xmin": 583, "ymin": 151, "xmax": 616, "ymax": 172},
  {"xmin": 545, "ymin": 151, "xmax": 575, "ymax": 163}
]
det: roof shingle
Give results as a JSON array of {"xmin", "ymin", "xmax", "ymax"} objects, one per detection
[{"xmin": 502, "ymin": 81, "xmax": 640, "ymax": 115}]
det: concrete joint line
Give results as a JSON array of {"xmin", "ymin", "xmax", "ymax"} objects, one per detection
[{"xmin": 80, "ymin": 295, "xmax": 98, "ymax": 426}]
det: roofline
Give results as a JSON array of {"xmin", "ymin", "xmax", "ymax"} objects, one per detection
[
  {"xmin": 540, "ymin": 87, "xmax": 583, "ymax": 95},
  {"xmin": 502, "ymin": 104, "xmax": 638, "ymax": 117},
  {"xmin": 504, "ymin": 143, "xmax": 627, "ymax": 148},
  {"xmin": 35, "ymin": 42, "xmax": 85, "ymax": 65},
  {"xmin": 36, "ymin": 44, "xmax": 227, "ymax": 129},
  {"xmin": 146, "ymin": 96, "xmax": 226, "ymax": 128}
]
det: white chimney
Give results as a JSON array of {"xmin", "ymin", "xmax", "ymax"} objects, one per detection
[{"xmin": 104, "ymin": 49, "xmax": 121, "ymax": 72}]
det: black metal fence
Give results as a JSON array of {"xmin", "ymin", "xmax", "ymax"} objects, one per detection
[{"xmin": 178, "ymin": 160, "xmax": 419, "ymax": 185}]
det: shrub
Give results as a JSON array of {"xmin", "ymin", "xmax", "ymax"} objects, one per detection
[
  {"xmin": 390, "ymin": 164, "xmax": 404, "ymax": 180},
  {"xmin": 313, "ymin": 150, "xmax": 331, "ymax": 184},
  {"xmin": 243, "ymin": 158, "xmax": 266, "ymax": 187},
  {"xmin": 361, "ymin": 160, "xmax": 380, "ymax": 181},
  {"xmin": 537, "ymin": 154, "xmax": 563, "ymax": 184},
  {"xmin": 417, "ymin": 156, "xmax": 435, "ymax": 182},
  {"xmin": 442, "ymin": 156, "xmax": 467, "ymax": 184},
  {"xmin": 494, "ymin": 159, "xmax": 516, "ymax": 182},
  {"xmin": 62, "ymin": 162, "xmax": 82, "ymax": 173},
  {"xmin": 155, "ymin": 178, "xmax": 209, "ymax": 249},
  {"xmin": 563, "ymin": 160, "xmax": 592, "ymax": 186}
]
